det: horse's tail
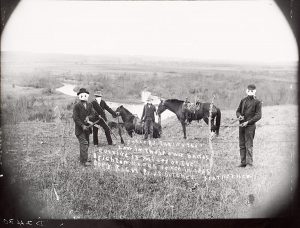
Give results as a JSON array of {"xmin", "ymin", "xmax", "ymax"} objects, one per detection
[{"xmin": 216, "ymin": 108, "xmax": 221, "ymax": 136}]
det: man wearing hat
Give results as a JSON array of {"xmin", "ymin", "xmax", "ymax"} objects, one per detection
[
  {"xmin": 73, "ymin": 88, "xmax": 97, "ymax": 166},
  {"xmin": 141, "ymin": 96, "xmax": 157, "ymax": 140},
  {"xmin": 91, "ymin": 91, "xmax": 118, "ymax": 146},
  {"xmin": 236, "ymin": 84, "xmax": 262, "ymax": 168}
]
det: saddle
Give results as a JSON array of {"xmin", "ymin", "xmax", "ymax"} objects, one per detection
[{"xmin": 184, "ymin": 102, "xmax": 202, "ymax": 113}]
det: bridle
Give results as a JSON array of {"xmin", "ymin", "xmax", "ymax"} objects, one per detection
[{"xmin": 157, "ymin": 100, "xmax": 166, "ymax": 115}]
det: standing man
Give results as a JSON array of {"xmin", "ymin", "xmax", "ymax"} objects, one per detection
[
  {"xmin": 141, "ymin": 97, "xmax": 157, "ymax": 140},
  {"xmin": 91, "ymin": 91, "xmax": 118, "ymax": 146},
  {"xmin": 236, "ymin": 84, "xmax": 262, "ymax": 167},
  {"xmin": 73, "ymin": 88, "xmax": 97, "ymax": 167}
]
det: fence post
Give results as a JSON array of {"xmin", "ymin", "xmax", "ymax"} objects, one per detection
[{"xmin": 208, "ymin": 95, "xmax": 215, "ymax": 172}]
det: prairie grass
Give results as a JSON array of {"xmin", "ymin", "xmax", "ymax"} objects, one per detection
[
  {"xmin": 67, "ymin": 70, "xmax": 297, "ymax": 110},
  {"xmin": 1, "ymin": 105, "xmax": 297, "ymax": 218},
  {"xmin": 0, "ymin": 60, "xmax": 297, "ymax": 218},
  {"xmin": 1, "ymin": 96, "xmax": 55, "ymax": 124},
  {"xmin": 5, "ymin": 72, "xmax": 62, "ymax": 90}
]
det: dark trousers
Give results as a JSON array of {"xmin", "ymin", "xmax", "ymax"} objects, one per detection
[
  {"xmin": 239, "ymin": 125, "xmax": 256, "ymax": 165},
  {"xmin": 76, "ymin": 132, "xmax": 90, "ymax": 163},
  {"xmin": 93, "ymin": 119, "xmax": 113, "ymax": 145},
  {"xmin": 144, "ymin": 118, "xmax": 154, "ymax": 139}
]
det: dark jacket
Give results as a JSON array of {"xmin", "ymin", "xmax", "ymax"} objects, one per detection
[
  {"xmin": 141, "ymin": 103, "xmax": 157, "ymax": 121},
  {"xmin": 236, "ymin": 96, "xmax": 262, "ymax": 125},
  {"xmin": 91, "ymin": 99, "xmax": 117, "ymax": 121},
  {"xmin": 73, "ymin": 101, "xmax": 97, "ymax": 136}
]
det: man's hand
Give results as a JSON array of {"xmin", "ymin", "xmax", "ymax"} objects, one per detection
[
  {"xmin": 99, "ymin": 115, "xmax": 106, "ymax": 121},
  {"xmin": 238, "ymin": 115, "xmax": 244, "ymax": 121},
  {"xmin": 82, "ymin": 125, "xmax": 88, "ymax": 131},
  {"xmin": 240, "ymin": 121, "xmax": 248, "ymax": 127},
  {"xmin": 85, "ymin": 116, "xmax": 89, "ymax": 123}
]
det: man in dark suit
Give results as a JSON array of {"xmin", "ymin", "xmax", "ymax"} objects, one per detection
[
  {"xmin": 73, "ymin": 88, "xmax": 97, "ymax": 166},
  {"xmin": 141, "ymin": 97, "xmax": 157, "ymax": 140},
  {"xmin": 91, "ymin": 91, "xmax": 118, "ymax": 146},
  {"xmin": 236, "ymin": 84, "xmax": 262, "ymax": 168}
]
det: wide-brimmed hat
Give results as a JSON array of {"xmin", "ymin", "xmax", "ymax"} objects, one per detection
[
  {"xmin": 77, "ymin": 88, "xmax": 89, "ymax": 96},
  {"xmin": 247, "ymin": 84, "xmax": 256, "ymax": 90},
  {"xmin": 94, "ymin": 91, "xmax": 103, "ymax": 97}
]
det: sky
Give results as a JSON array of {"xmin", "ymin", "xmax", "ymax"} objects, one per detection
[{"xmin": 1, "ymin": 0, "xmax": 298, "ymax": 63}]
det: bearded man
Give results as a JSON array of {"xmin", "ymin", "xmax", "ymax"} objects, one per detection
[
  {"xmin": 73, "ymin": 88, "xmax": 97, "ymax": 166},
  {"xmin": 236, "ymin": 84, "xmax": 262, "ymax": 168}
]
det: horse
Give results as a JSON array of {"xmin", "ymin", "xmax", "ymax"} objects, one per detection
[
  {"xmin": 115, "ymin": 105, "xmax": 162, "ymax": 138},
  {"xmin": 88, "ymin": 118, "xmax": 125, "ymax": 144},
  {"xmin": 157, "ymin": 99, "xmax": 221, "ymax": 139}
]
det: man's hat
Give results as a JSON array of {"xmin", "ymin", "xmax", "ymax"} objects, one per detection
[
  {"xmin": 77, "ymin": 88, "xmax": 89, "ymax": 96},
  {"xmin": 94, "ymin": 91, "xmax": 103, "ymax": 97},
  {"xmin": 247, "ymin": 84, "xmax": 256, "ymax": 90}
]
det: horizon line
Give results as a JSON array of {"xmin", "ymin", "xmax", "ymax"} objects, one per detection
[{"xmin": 1, "ymin": 50, "xmax": 298, "ymax": 65}]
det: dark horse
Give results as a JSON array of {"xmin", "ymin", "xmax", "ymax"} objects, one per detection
[
  {"xmin": 89, "ymin": 119, "xmax": 125, "ymax": 144},
  {"xmin": 157, "ymin": 99, "xmax": 221, "ymax": 139},
  {"xmin": 115, "ymin": 105, "xmax": 162, "ymax": 138}
]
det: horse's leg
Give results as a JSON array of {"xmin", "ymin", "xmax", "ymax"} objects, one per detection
[
  {"xmin": 211, "ymin": 116, "xmax": 217, "ymax": 132},
  {"xmin": 126, "ymin": 128, "xmax": 133, "ymax": 137},
  {"xmin": 203, "ymin": 117, "xmax": 215, "ymax": 133},
  {"xmin": 203, "ymin": 117, "xmax": 209, "ymax": 125},
  {"xmin": 181, "ymin": 121, "xmax": 187, "ymax": 139},
  {"xmin": 118, "ymin": 126, "xmax": 125, "ymax": 144}
]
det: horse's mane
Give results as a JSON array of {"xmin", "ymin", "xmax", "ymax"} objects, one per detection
[
  {"xmin": 118, "ymin": 105, "xmax": 136, "ymax": 122},
  {"xmin": 121, "ymin": 106, "xmax": 133, "ymax": 116},
  {"xmin": 165, "ymin": 99, "xmax": 184, "ymax": 104},
  {"xmin": 165, "ymin": 99, "xmax": 206, "ymax": 106}
]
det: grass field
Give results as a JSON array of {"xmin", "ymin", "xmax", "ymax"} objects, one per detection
[
  {"xmin": 1, "ymin": 104, "xmax": 297, "ymax": 218},
  {"xmin": 1, "ymin": 52, "xmax": 298, "ymax": 218}
]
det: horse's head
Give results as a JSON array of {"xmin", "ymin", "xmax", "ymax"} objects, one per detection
[
  {"xmin": 157, "ymin": 99, "xmax": 167, "ymax": 115},
  {"xmin": 116, "ymin": 105, "xmax": 133, "ymax": 122},
  {"xmin": 116, "ymin": 105, "xmax": 123, "ymax": 114}
]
